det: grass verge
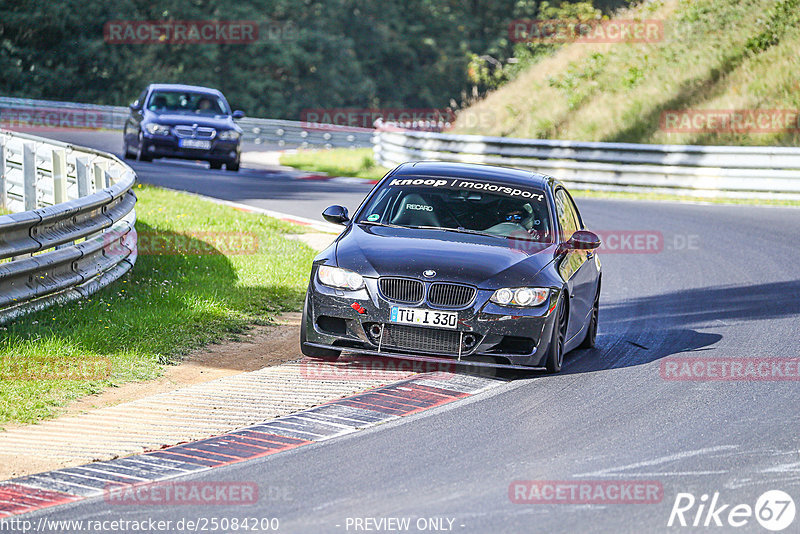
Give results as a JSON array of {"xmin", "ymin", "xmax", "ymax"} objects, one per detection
[
  {"xmin": 279, "ymin": 148, "xmax": 388, "ymax": 181},
  {"xmin": 0, "ymin": 185, "xmax": 317, "ymax": 427}
]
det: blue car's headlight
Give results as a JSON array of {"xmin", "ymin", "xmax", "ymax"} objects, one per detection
[
  {"xmin": 318, "ymin": 265, "xmax": 364, "ymax": 291},
  {"xmin": 144, "ymin": 123, "xmax": 171, "ymax": 135},
  {"xmin": 490, "ymin": 287, "xmax": 549, "ymax": 307},
  {"xmin": 218, "ymin": 130, "xmax": 241, "ymax": 141}
]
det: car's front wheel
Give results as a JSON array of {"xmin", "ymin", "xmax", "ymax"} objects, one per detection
[
  {"xmin": 300, "ymin": 295, "xmax": 341, "ymax": 361},
  {"xmin": 136, "ymin": 132, "xmax": 152, "ymax": 162},
  {"xmin": 545, "ymin": 295, "xmax": 567, "ymax": 373},
  {"xmin": 226, "ymin": 159, "xmax": 240, "ymax": 172}
]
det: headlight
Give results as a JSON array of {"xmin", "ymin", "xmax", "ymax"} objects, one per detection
[
  {"xmin": 490, "ymin": 287, "xmax": 549, "ymax": 307},
  {"xmin": 144, "ymin": 123, "xmax": 171, "ymax": 135},
  {"xmin": 218, "ymin": 130, "xmax": 241, "ymax": 141},
  {"xmin": 318, "ymin": 265, "xmax": 364, "ymax": 291}
]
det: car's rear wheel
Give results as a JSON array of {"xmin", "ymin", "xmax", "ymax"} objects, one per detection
[
  {"xmin": 545, "ymin": 295, "xmax": 567, "ymax": 373},
  {"xmin": 579, "ymin": 279, "xmax": 601, "ymax": 349},
  {"xmin": 209, "ymin": 161, "xmax": 223, "ymax": 170},
  {"xmin": 300, "ymin": 295, "xmax": 341, "ymax": 361}
]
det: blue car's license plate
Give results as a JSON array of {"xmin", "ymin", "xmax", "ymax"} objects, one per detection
[
  {"xmin": 390, "ymin": 307, "xmax": 458, "ymax": 329},
  {"xmin": 179, "ymin": 139, "xmax": 212, "ymax": 150}
]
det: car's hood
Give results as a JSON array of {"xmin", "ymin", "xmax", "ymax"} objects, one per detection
[
  {"xmin": 147, "ymin": 112, "xmax": 237, "ymax": 129},
  {"xmin": 334, "ymin": 224, "xmax": 557, "ymax": 288}
]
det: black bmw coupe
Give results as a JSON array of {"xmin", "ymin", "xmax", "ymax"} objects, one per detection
[{"xmin": 301, "ymin": 161, "xmax": 602, "ymax": 372}]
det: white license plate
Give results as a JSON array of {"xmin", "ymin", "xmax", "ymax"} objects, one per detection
[
  {"xmin": 390, "ymin": 307, "xmax": 458, "ymax": 329},
  {"xmin": 179, "ymin": 139, "xmax": 212, "ymax": 150}
]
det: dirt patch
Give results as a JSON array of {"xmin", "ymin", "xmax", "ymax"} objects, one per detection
[{"xmin": 66, "ymin": 313, "xmax": 304, "ymax": 416}]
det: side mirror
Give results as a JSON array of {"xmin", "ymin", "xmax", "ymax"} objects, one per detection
[
  {"xmin": 322, "ymin": 205, "xmax": 350, "ymax": 225},
  {"xmin": 559, "ymin": 230, "xmax": 601, "ymax": 254},
  {"xmin": 232, "ymin": 110, "xmax": 245, "ymax": 119},
  {"xmin": 129, "ymin": 102, "xmax": 142, "ymax": 112}
]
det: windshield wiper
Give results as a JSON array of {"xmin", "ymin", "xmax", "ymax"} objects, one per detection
[
  {"xmin": 404, "ymin": 225, "xmax": 502, "ymax": 239},
  {"xmin": 359, "ymin": 221, "xmax": 407, "ymax": 229}
]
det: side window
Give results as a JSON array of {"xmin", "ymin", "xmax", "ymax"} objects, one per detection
[
  {"xmin": 563, "ymin": 191, "xmax": 583, "ymax": 232},
  {"xmin": 555, "ymin": 189, "xmax": 578, "ymax": 241}
]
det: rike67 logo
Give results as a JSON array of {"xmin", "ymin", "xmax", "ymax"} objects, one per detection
[{"xmin": 668, "ymin": 490, "xmax": 796, "ymax": 531}]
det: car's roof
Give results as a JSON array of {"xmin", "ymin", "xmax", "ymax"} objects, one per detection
[
  {"xmin": 147, "ymin": 83, "xmax": 224, "ymax": 96},
  {"xmin": 390, "ymin": 161, "xmax": 551, "ymax": 189}
]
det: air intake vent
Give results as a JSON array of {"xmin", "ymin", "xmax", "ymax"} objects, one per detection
[
  {"xmin": 381, "ymin": 324, "xmax": 463, "ymax": 354},
  {"xmin": 378, "ymin": 277, "xmax": 424, "ymax": 304}
]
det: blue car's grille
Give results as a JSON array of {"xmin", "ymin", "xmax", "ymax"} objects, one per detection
[{"xmin": 174, "ymin": 126, "xmax": 216, "ymax": 140}]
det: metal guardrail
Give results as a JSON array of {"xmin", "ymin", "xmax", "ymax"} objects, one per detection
[
  {"xmin": 0, "ymin": 129, "xmax": 137, "ymax": 324},
  {"xmin": 0, "ymin": 96, "xmax": 373, "ymax": 149},
  {"xmin": 373, "ymin": 124, "xmax": 800, "ymax": 200}
]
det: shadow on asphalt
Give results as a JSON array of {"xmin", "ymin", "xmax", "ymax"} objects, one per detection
[{"xmin": 560, "ymin": 279, "xmax": 800, "ymax": 375}]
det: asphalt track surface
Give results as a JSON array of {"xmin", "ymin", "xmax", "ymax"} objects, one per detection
[{"xmin": 13, "ymin": 130, "xmax": 800, "ymax": 533}]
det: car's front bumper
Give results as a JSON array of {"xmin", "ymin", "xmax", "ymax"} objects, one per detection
[
  {"xmin": 141, "ymin": 133, "xmax": 240, "ymax": 162},
  {"xmin": 303, "ymin": 274, "xmax": 561, "ymax": 368}
]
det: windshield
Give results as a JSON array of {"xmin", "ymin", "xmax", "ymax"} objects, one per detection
[
  {"xmin": 146, "ymin": 90, "xmax": 229, "ymax": 116},
  {"xmin": 356, "ymin": 176, "xmax": 552, "ymax": 242}
]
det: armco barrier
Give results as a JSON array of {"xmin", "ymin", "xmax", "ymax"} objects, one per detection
[
  {"xmin": 0, "ymin": 96, "xmax": 372, "ymax": 149},
  {"xmin": 0, "ymin": 129, "xmax": 137, "ymax": 324},
  {"xmin": 373, "ymin": 123, "xmax": 800, "ymax": 200}
]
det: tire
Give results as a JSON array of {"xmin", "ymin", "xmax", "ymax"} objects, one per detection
[
  {"xmin": 300, "ymin": 295, "xmax": 341, "ymax": 361},
  {"xmin": 226, "ymin": 160, "xmax": 240, "ymax": 172},
  {"xmin": 122, "ymin": 141, "xmax": 133, "ymax": 159},
  {"xmin": 545, "ymin": 295, "xmax": 567, "ymax": 373},
  {"xmin": 209, "ymin": 161, "xmax": 223, "ymax": 170},
  {"xmin": 136, "ymin": 132, "xmax": 152, "ymax": 162},
  {"xmin": 579, "ymin": 279, "xmax": 601, "ymax": 350}
]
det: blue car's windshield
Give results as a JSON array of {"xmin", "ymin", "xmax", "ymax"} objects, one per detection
[
  {"xmin": 146, "ymin": 91, "xmax": 229, "ymax": 116},
  {"xmin": 357, "ymin": 177, "xmax": 553, "ymax": 242}
]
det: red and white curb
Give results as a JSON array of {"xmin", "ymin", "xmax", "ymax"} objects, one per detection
[{"xmin": 0, "ymin": 372, "xmax": 503, "ymax": 518}]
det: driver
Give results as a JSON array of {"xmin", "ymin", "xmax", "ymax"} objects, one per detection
[
  {"xmin": 196, "ymin": 97, "xmax": 213, "ymax": 112},
  {"xmin": 504, "ymin": 209, "xmax": 525, "ymax": 224}
]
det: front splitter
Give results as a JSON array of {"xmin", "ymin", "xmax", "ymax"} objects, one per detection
[{"xmin": 304, "ymin": 342, "xmax": 547, "ymax": 372}]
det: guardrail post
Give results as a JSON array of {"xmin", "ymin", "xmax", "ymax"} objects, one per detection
[
  {"xmin": 0, "ymin": 143, "xmax": 6, "ymax": 211},
  {"xmin": 52, "ymin": 148, "xmax": 68, "ymax": 204},
  {"xmin": 93, "ymin": 161, "xmax": 108, "ymax": 191},
  {"xmin": 22, "ymin": 142, "xmax": 37, "ymax": 210},
  {"xmin": 76, "ymin": 157, "xmax": 90, "ymax": 197}
]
